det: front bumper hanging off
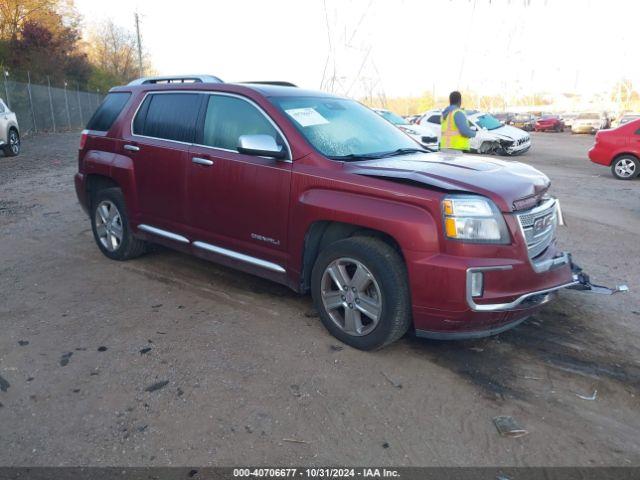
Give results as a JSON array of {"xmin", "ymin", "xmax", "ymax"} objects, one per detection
[{"xmin": 465, "ymin": 255, "xmax": 628, "ymax": 313}]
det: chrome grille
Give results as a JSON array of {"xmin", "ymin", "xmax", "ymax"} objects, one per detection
[{"xmin": 516, "ymin": 199, "xmax": 558, "ymax": 261}]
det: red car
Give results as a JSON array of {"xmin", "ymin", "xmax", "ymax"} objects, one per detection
[
  {"xmin": 74, "ymin": 75, "xmax": 612, "ymax": 350},
  {"xmin": 535, "ymin": 115, "xmax": 564, "ymax": 132},
  {"xmin": 588, "ymin": 118, "xmax": 640, "ymax": 180}
]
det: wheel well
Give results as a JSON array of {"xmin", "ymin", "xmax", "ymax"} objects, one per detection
[
  {"xmin": 299, "ymin": 221, "xmax": 404, "ymax": 293},
  {"xmin": 86, "ymin": 174, "xmax": 120, "ymax": 207},
  {"xmin": 612, "ymin": 152, "xmax": 639, "ymax": 165}
]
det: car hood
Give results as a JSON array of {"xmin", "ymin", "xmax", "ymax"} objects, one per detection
[
  {"xmin": 483, "ymin": 124, "xmax": 530, "ymax": 141},
  {"xmin": 345, "ymin": 151, "xmax": 550, "ymax": 212},
  {"xmin": 399, "ymin": 123, "xmax": 438, "ymax": 136}
]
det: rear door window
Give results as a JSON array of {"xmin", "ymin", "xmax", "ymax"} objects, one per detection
[
  {"xmin": 133, "ymin": 93, "xmax": 202, "ymax": 143},
  {"xmin": 199, "ymin": 95, "xmax": 284, "ymax": 153},
  {"xmin": 86, "ymin": 92, "xmax": 131, "ymax": 132}
]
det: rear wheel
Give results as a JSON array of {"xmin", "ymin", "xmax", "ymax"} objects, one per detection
[
  {"xmin": 611, "ymin": 155, "xmax": 639, "ymax": 180},
  {"xmin": 90, "ymin": 188, "xmax": 147, "ymax": 260},
  {"xmin": 3, "ymin": 129, "xmax": 20, "ymax": 157},
  {"xmin": 311, "ymin": 237, "xmax": 411, "ymax": 350}
]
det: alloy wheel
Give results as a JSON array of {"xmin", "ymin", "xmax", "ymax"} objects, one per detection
[
  {"xmin": 320, "ymin": 257, "xmax": 382, "ymax": 336},
  {"xmin": 615, "ymin": 159, "xmax": 636, "ymax": 178},
  {"xmin": 9, "ymin": 131, "xmax": 19, "ymax": 155},
  {"xmin": 95, "ymin": 200, "xmax": 123, "ymax": 252}
]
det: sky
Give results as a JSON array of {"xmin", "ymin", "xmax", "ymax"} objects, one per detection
[{"xmin": 75, "ymin": 0, "xmax": 640, "ymax": 100}]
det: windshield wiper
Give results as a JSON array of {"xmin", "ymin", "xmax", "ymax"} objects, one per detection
[
  {"xmin": 377, "ymin": 147, "xmax": 430, "ymax": 158},
  {"xmin": 329, "ymin": 148, "xmax": 429, "ymax": 161}
]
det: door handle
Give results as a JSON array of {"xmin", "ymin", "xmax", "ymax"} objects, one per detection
[
  {"xmin": 124, "ymin": 144, "xmax": 140, "ymax": 152},
  {"xmin": 192, "ymin": 157, "xmax": 214, "ymax": 166}
]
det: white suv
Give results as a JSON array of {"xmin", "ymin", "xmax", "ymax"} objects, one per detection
[{"xmin": 0, "ymin": 98, "xmax": 20, "ymax": 157}]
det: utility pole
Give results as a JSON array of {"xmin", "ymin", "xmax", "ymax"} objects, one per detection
[{"xmin": 134, "ymin": 13, "xmax": 144, "ymax": 77}]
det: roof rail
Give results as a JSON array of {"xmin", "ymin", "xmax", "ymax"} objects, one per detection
[
  {"xmin": 127, "ymin": 75, "xmax": 224, "ymax": 86},
  {"xmin": 241, "ymin": 81, "xmax": 298, "ymax": 87}
]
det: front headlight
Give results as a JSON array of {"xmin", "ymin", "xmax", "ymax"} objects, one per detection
[{"xmin": 442, "ymin": 195, "xmax": 510, "ymax": 244}]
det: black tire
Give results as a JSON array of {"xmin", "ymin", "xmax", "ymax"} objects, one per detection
[
  {"xmin": 611, "ymin": 155, "xmax": 639, "ymax": 180},
  {"xmin": 3, "ymin": 128, "xmax": 20, "ymax": 157},
  {"xmin": 311, "ymin": 236, "xmax": 411, "ymax": 350},
  {"xmin": 90, "ymin": 187, "xmax": 147, "ymax": 260}
]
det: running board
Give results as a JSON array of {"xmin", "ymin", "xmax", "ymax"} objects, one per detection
[{"xmin": 193, "ymin": 241, "xmax": 285, "ymax": 273}]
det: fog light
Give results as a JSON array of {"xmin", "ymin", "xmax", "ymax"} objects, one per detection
[{"xmin": 470, "ymin": 272, "xmax": 484, "ymax": 297}]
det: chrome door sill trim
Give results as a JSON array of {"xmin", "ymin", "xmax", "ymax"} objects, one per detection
[
  {"xmin": 138, "ymin": 224, "xmax": 189, "ymax": 243},
  {"xmin": 193, "ymin": 241, "xmax": 285, "ymax": 273}
]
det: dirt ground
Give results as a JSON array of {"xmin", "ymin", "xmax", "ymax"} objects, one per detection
[{"xmin": 0, "ymin": 131, "xmax": 638, "ymax": 467}]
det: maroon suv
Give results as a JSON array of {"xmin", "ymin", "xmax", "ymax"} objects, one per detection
[{"xmin": 74, "ymin": 75, "xmax": 615, "ymax": 350}]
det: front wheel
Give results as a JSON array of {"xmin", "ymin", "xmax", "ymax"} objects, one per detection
[
  {"xmin": 91, "ymin": 188, "xmax": 147, "ymax": 260},
  {"xmin": 611, "ymin": 156, "xmax": 639, "ymax": 180},
  {"xmin": 311, "ymin": 237, "xmax": 412, "ymax": 350},
  {"xmin": 3, "ymin": 129, "xmax": 20, "ymax": 157}
]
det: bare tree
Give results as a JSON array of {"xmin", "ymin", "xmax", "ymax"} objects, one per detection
[{"xmin": 86, "ymin": 19, "xmax": 140, "ymax": 83}]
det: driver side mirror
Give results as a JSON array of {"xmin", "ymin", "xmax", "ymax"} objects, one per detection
[{"xmin": 237, "ymin": 134, "xmax": 287, "ymax": 160}]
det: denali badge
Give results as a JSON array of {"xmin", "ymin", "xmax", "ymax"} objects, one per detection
[{"xmin": 251, "ymin": 233, "xmax": 281, "ymax": 246}]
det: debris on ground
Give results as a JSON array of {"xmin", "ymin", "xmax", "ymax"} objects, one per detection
[
  {"xmin": 469, "ymin": 347, "xmax": 484, "ymax": 352},
  {"xmin": 576, "ymin": 389, "xmax": 598, "ymax": 401},
  {"xmin": 139, "ymin": 347, "xmax": 152, "ymax": 355},
  {"xmin": 382, "ymin": 442, "xmax": 390, "ymax": 449},
  {"xmin": 492, "ymin": 416, "xmax": 529, "ymax": 438},
  {"xmin": 97, "ymin": 346, "xmax": 107, "ymax": 352},
  {"xmin": 145, "ymin": 380, "xmax": 169, "ymax": 392},
  {"xmin": 329, "ymin": 344, "xmax": 343, "ymax": 352},
  {"xmin": 59, "ymin": 352, "xmax": 73, "ymax": 366},
  {"xmin": 18, "ymin": 340, "xmax": 29, "ymax": 346},
  {"xmin": 381, "ymin": 371, "xmax": 402, "ymax": 389},
  {"xmin": 0, "ymin": 375, "xmax": 10, "ymax": 392},
  {"xmin": 289, "ymin": 384, "xmax": 302, "ymax": 397},
  {"xmin": 283, "ymin": 438, "xmax": 308, "ymax": 444}
]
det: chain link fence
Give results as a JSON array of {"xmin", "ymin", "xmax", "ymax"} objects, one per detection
[{"xmin": 2, "ymin": 73, "xmax": 105, "ymax": 135}]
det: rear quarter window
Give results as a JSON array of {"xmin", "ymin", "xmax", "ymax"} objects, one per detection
[
  {"xmin": 132, "ymin": 93, "xmax": 201, "ymax": 143},
  {"xmin": 86, "ymin": 92, "xmax": 131, "ymax": 132}
]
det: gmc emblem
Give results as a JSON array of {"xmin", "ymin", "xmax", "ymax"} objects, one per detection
[{"xmin": 533, "ymin": 213, "xmax": 554, "ymax": 233}]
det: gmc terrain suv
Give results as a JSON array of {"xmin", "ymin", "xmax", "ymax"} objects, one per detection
[
  {"xmin": 0, "ymin": 97, "xmax": 20, "ymax": 157},
  {"xmin": 75, "ymin": 75, "xmax": 622, "ymax": 350}
]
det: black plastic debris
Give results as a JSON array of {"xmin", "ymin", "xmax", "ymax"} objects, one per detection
[
  {"xmin": 145, "ymin": 380, "xmax": 169, "ymax": 392},
  {"xmin": 97, "ymin": 346, "xmax": 108, "ymax": 352},
  {"xmin": 18, "ymin": 340, "xmax": 29, "ymax": 346},
  {"xmin": 60, "ymin": 352, "xmax": 73, "ymax": 366},
  {"xmin": 493, "ymin": 416, "xmax": 529, "ymax": 438},
  {"xmin": 0, "ymin": 375, "xmax": 10, "ymax": 392},
  {"xmin": 139, "ymin": 347, "xmax": 152, "ymax": 355}
]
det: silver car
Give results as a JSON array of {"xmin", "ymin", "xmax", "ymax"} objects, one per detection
[{"xmin": 0, "ymin": 98, "xmax": 20, "ymax": 157}]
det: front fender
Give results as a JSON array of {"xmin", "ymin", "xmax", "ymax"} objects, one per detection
[{"xmin": 290, "ymin": 188, "xmax": 440, "ymax": 273}]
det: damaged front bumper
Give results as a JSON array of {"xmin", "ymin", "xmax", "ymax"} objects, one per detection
[{"xmin": 465, "ymin": 255, "xmax": 628, "ymax": 312}]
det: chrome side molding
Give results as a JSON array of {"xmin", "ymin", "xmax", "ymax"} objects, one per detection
[
  {"xmin": 137, "ymin": 224, "xmax": 189, "ymax": 243},
  {"xmin": 193, "ymin": 241, "xmax": 285, "ymax": 273}
]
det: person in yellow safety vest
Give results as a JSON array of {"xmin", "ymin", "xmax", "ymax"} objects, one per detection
[{"xmin": 440, "ymin": 91, "xmax": 476, "ymax": 152}]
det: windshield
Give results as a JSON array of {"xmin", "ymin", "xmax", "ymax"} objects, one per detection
[
  {"xmin": 475, "ymin": 113, "xmax": 503, "ymax": 130},
  {"xmin": 274, "ymin": 97, "xmax": 418, "ymax": 159},
  {"xmin": 377, "ymin": 110, "xmax": 408, "ymax": 126},
  {"xmin": 514, "ymin": 114, "xmax": 531, "ymax": 121},
  {"xmin": 621, "ymin": 115, "xmax": 640, "ymax": 123},
  {"xmin": 577, "ymin": 113, "xmax": 599, "ymax": 119},
  {"xmin": 541, "ymin": 115, "xmax": 558, "ymax": 120}
]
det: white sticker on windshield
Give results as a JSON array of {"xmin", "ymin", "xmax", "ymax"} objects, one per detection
[{"xmin": 285, "ymin": 108, "xmax": 330, "ymax": 127}]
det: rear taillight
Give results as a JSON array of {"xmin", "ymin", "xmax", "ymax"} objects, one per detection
[{"xmin": 79, "ymin": 129, "xmax": 88, "ymax": 150}]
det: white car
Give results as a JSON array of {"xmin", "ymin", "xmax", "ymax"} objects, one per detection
[
  {"xmin": 417, "ymin": 109, "xmax": 531, "ymax": 156},
  {"xmin": 373, "ymin": 108, "xmax": 439, "ymax": 149},
  {"xmin": 571, "ymin": 112, "xmax": 605, "ymax": 134},
  {"xmin": 0, "ymin": 97, "xmax": 20, "ymax": 157}
]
